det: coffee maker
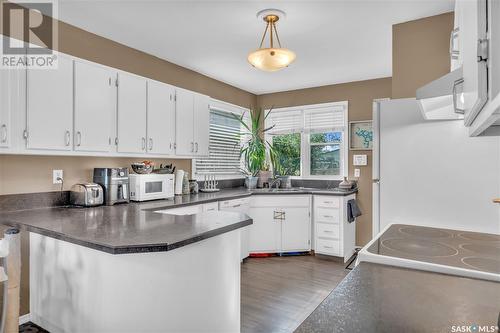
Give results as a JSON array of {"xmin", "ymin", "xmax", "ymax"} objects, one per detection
[{"xmin": 93, "ymin": 168, "xmax": 130, "ymax": 205}]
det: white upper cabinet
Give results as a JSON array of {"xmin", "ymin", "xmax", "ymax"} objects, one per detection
[
  {"xmin": 459, "ymin": 0, "xmax": 488, "ymax": 126},
  {"xmin": 117, "ymin": 72, "xmax": 147, "ymax": 154},
  {"xmin": 175, "ymin": 88, "xmax": 210, "ymax": 156},
  {"xmin": 175, "ymin": 88, "xmax": 195, "ymax": 156},
  {"xmin": 193, "ymin": 93, "xmax": 210, "ymax": 156},
  {"xmin": 0, "ymin": 68, "xmax": 14, "ymax": 148},
  {"xmin": 147, "ymin": 80, "xmax": 176, "ymax": 155},
  {"xmin": 26, "ymin": 54, "xmax": 73, "ymax": 151},
  {"xmin": 74, "ymin": 60, "xmax": 115, "ymax": 152}
]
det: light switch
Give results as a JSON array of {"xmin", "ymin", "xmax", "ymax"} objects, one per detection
[
  {"xmin": 353, "ymin": 155, "xmax": 368, "ymax": 166},
  {"xmin": 354, "ymin": 168, "xmax": 361, "ymax": 178}
]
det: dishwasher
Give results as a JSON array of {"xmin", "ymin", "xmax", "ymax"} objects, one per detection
[{"xmin": 219, "ymin": 198, "xmax": 251, "ymax": 261}]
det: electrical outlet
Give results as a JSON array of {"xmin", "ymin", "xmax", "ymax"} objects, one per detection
[
  {"xmin": 53, "ymin": 170, "xmax": 63, "ymax": 184},
  {"xmin": 354, "ymin": 168, "xmax": 361, "ymax": 178}
]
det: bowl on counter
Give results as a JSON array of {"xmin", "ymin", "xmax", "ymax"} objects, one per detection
[{"xmin": 131, "ymin": 162, "xmax": 154, "ymax": 174}]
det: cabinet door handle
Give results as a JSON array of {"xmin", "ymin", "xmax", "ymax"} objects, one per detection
[
  {"xmin": 232, "ymin": 204, "xmax": 241, "ymax": 208},
  {"xmin": 191, "ymin": 142, "xmax": 194, "ymax": 152},
  {"xmin": 142, "ymin": 137, "xmax": 146, "ymax": 150},
  {"xmin": 195, "ymin": 142, "xmax": 198, "ymax": 153},
  {"xmin": 0, "ymin": 124, "xmax": 7, "ymax": 143},
  {"xmin": 169, "ymin": 142, "xmax": 172, "ymax": 150},
  {"xmin": 65, "ymin": 130, "xmax": 70, "ymax": 146},
  {"xmin": 452, "ymin": 78, "xmax": 465, "ymax": 114},
  {"xmin": 149, "ymin": 138, "xmax": 153, "ymax": 151},
  {"xmin": 76, "ymin": 131, "xmax": 82, "ymax": 146},
  {"xmin": 449, "ymin": 27, "xmax": 460, "ymax": 59}
]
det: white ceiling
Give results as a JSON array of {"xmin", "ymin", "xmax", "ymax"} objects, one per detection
[{"xmin": 57, "ymin": 0, "xmax": 454, "ymax": 95}]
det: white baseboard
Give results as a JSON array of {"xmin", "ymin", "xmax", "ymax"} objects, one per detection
[{"xmin": 19, "ymin": 313, "xmax": 31, "ymax": 325}]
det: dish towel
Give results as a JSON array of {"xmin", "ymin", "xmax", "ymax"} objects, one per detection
[{"xmin": 347, "ymin": 199, "xmax": 362, "ymax": 223}]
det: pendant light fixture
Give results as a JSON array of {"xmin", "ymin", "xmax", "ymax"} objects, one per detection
[{"xmin": 248, "ymin": 9, "xmax": 296, "ymax": 72}]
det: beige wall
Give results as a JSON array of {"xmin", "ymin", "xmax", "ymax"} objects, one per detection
[
  {"xmin": 258, "ymin": 77, "xmax": 393, "ymax": 246},
  {"xmin": 392, "ymin": 12, "xmax": 454, "ymax": 98},
  {"xmin": 0, "ymin": 155, "xmax": 191, "ymax": 195}
]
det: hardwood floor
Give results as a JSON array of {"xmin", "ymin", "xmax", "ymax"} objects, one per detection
[{"xmin": 241, "ymin": 255, "xmax": 350, "ymax": 333}]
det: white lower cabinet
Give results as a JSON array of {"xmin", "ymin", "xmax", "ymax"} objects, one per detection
[
  {"xmin": 219, "ymin": 198, "xmax": 251, "ymax": 260},
  {"xmin": 247, "ymin": 206, "xmax": 282, "ymax": 253},
  {"xmin": 313, "ymin": 194, "xmax": 356, "ymax": 262},
  {"xmin": 247, "ymin": 195, "xmax": 311, "ymax": 254}
]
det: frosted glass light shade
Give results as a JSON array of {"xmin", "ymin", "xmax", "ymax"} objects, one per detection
[{"xmin": 248, "ymin": 47, "xmax": 296, "ymax": 71}]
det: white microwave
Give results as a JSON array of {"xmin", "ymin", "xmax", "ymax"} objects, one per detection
[{"xmin": 129, "ymin": 174, "xmax": 174, "ymax": 202}]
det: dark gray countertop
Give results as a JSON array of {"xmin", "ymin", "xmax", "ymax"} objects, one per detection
[
  {"xmin": 0, "ymin": 203, "xmax": 252, "ymax": 254},
  {"xmin": 295, "ymin": 262, "xmax": 500, "ymax": 333},
  {"xmin": 0, "ymin": 187, "xmax": 356, "ymax": 255}
]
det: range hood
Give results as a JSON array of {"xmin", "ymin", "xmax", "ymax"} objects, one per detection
[{"xmin": 416, "ymin": 67, "xmax": 464, "ymax": 120}]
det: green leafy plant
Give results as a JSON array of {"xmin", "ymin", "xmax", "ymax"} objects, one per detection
[{"xmin": 232, "ymin": 107, "xmax": 277, "ymax": 177}]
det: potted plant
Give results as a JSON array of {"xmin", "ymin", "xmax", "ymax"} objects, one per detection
[
  {"xmin": 258, "ymin": 161, "xmax": 273, "ymax": 188},
  {"xmin": 233, "ymin": 107, "xmax": 276, "ymax": 189},
  {"xmin": 273, "ymin": 164, "xmax": 293, "ymax": 189}
]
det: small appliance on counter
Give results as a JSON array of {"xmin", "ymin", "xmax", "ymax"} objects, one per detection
[
  {"xmin": 93, "ymin": 168, "xmax": 130, "ymax": 205},
  {"xmin": 174, "ymin": 169, "xmax": 185, "ymax": 195},
  {"xmin": 129, "ymin": 173, "xmax": 174, "ymax": 202},
  {"xmin": 69, "ymin": 183, "xmax": 104, "ymax": 207}
]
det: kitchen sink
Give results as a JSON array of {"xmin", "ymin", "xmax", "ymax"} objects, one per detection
[{"xmin": 252, "ymin": 187, "xmax": 304, "ymax": 193}]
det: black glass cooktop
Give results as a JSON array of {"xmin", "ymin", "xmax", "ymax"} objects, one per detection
[{"xmin": 367, "ymin": 224, "xmax": 500, "ymax": 274}]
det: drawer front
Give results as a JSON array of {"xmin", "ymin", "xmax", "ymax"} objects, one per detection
[
  {"xmin": 314, "ymin": 196, "xmax": 340, "ymax": 209},
  {"xmin": 316, "ymin": 222, "xmax": 340, "ymax": 239},
  {"xmin": 219, "ymin": 197, "xmax": 250, "ymax": 209},
  {"xmin": 203, "ymin": 202, "xmax": 219, "ymax": 212},
  {"xmin": 315, "ymin": 238, "xmax": 340, "ymax": 255},
  {"xmin": 250, "ymin": 195, "xmax": 310, "ymax": 208},
  {"xmin": 315, "ymin": 207, "xmax": 340, "ymax": 224}
]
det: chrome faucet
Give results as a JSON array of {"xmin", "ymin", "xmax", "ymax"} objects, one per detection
[{"xmin": 269, "ymin": 178, "xmax": 281, "ymax": 189}]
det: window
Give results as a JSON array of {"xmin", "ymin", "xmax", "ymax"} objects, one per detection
[
  {"xmin": 194, "ymin": 100, "xmax": 248, "ymax": 178},
  {"xmin": 266, "ymin": 102, "xmax": 348, "ymax": 179},
  {"xmin": 273, "ymin": 133, "xmax": 301, "ymax": 176}
]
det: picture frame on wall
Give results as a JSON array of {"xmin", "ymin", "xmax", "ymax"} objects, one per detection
[{"xmin": 349, "ymin": 120, "xmax": 373, "ymax": 150}]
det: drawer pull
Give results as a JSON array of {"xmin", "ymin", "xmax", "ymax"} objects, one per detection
[
  {"xmin": 323, "ymin": 230, "xmax": 333, "ymax": 233},
  {"xmin": 323, "ymin": 246, "xmax": 333, "ymax": 249},
  {"xmin": 323, "ymin": 215, "xmax": 333, "ymax": 218}
]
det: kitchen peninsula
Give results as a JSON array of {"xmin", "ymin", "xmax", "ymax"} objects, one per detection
[{"xmin": 0, "ymin": 199, "xmax": 252, "ymax": 333}]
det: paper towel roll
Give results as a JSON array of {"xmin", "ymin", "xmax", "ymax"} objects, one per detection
[{"xmin": 174, "ymin": 170, "xmax": 184, "ymax": 195}]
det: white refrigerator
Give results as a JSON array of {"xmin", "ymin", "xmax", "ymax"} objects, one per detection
[{"xmin": 372, "ymin": 98, "xmax": 500, "ymax": 237}]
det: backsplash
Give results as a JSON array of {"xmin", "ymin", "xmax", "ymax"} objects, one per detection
[
  {"xmin": 0, "ymin": 191, "xmax": 69, "ymax": 212},
  {"xmin": 0, "ymin": 155, "xmax": 192, "ymax": 195}
]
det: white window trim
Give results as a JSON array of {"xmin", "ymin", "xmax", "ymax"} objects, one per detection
[
  {"xmin": 192, "ymin": 98, "xmax": 248, "ymax": 181},
  {"xmin": 266, "ymin": 101, "xmax": 349, "ymax": 180}
]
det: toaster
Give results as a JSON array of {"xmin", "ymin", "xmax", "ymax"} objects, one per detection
[{"xmin": 70, "ymin": 183, "xmax": 104, "ymax": 207}]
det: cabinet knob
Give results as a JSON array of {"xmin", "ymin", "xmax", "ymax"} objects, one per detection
[{"xmin": 0, "ymin": 124, "xmax": 7, "ymax": 143}]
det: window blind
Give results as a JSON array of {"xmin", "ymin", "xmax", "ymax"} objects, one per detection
[
  {"xmin": 304, "ymin": 105, "xmax": 346, "ymax": 133},
  {"xmin": 267, "ymin": 109, "xmax": 303, "ymax": 135},
  {"xmin": 195, "ymin": 109, "xmax": 244, "ymax": 175}
]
